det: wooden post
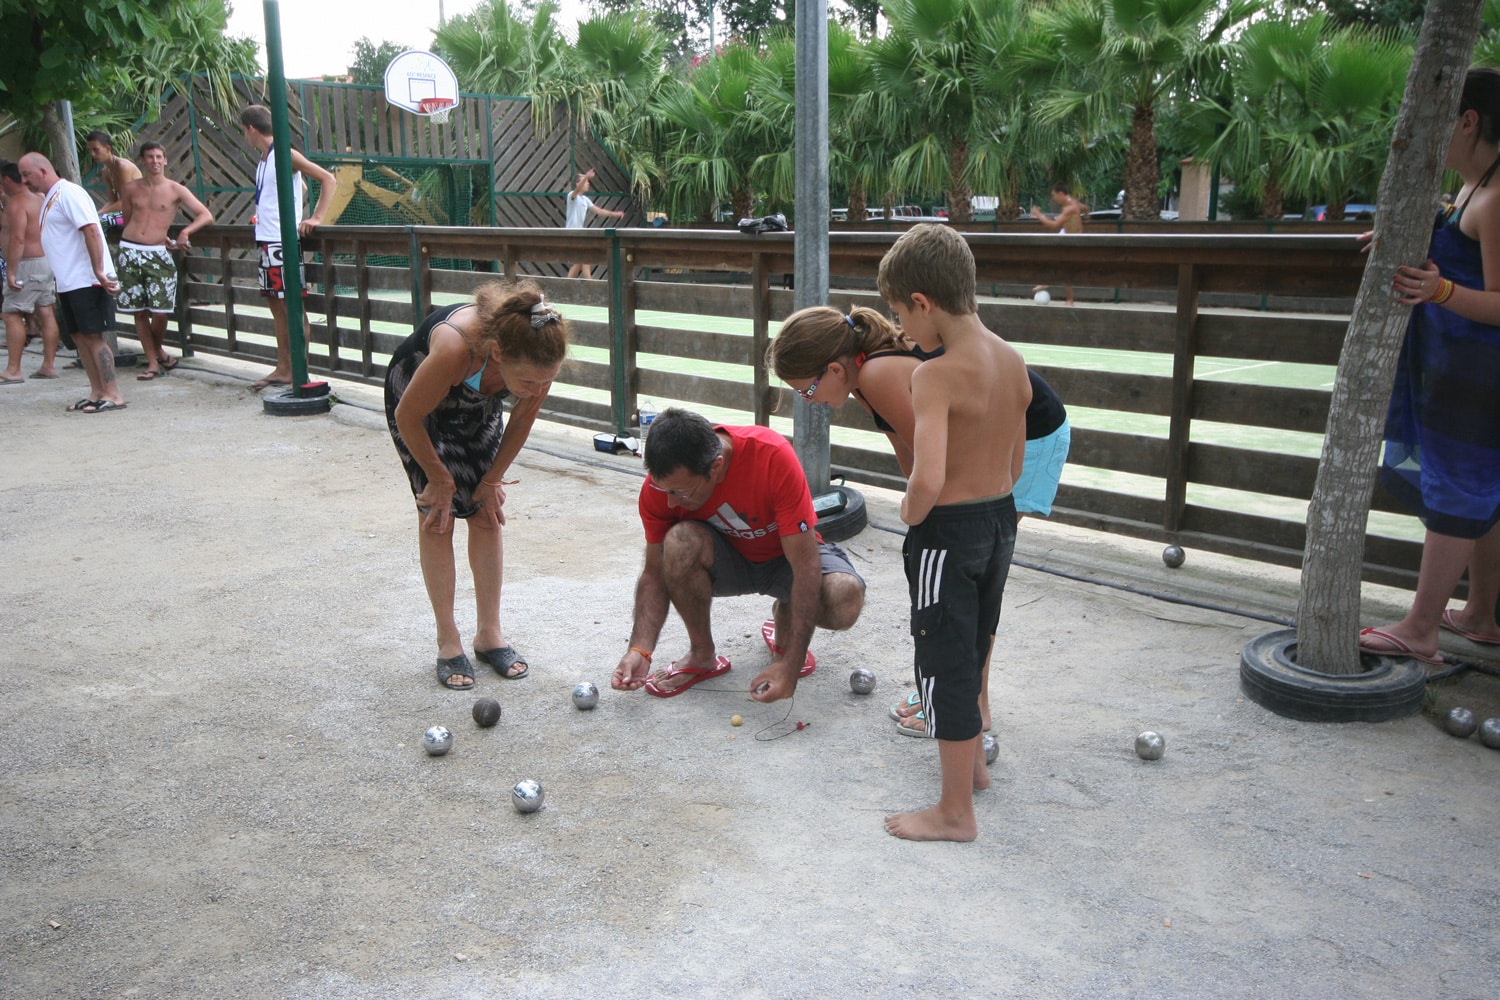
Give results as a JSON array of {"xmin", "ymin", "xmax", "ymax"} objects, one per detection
[
  {"xmin": 175, "ymin": 250, "xmax": 193, "ymax": 358},
  {"xmin": 322, "ymin": 236, "xmax": 340, "ymax": 373},
  {"xmin": 356, "ymin": 239, "xmax": 373, "ymax": 379},
  {"xmin": 1163, "ymin": 262, "xmax": 1200, "ymax": 533},
  {"xmin": 220, "ymin": 235, "xmax": 237, "ymax": 353},
  {"xmin": 751, "ymin": 252, "xmax": 771, "ymax": 426}
]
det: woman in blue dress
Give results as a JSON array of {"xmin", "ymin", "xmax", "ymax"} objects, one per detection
[
  {"xmin": 386, "ymin": 281, "xmax": 567, "ymax": 689},
  {"xmin": 1359, "ymin": 68, "xmax": 1500, "ymax": 664}
]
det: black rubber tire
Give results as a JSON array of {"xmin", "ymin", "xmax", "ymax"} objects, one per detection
[
  {"xmin": 1239, "ymin": 628, "xmax": 1427, "ymax": 723},
  {"xmin": 816, "ymin": 485, "xmax": 867, "ymax": 543},
  {"xmin": 262, "ymin": 388, "xmax": 332, "ymax": 417}
]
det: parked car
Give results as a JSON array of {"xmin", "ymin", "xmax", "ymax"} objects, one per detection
[{"xmin": 1308, "ymin": 203, "xmax": 1376, "ymax": 221}]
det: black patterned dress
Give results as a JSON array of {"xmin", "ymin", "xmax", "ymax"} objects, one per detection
[{"xmin": 385, "ymin": 303, "xmax": 511, "ymax": 519}]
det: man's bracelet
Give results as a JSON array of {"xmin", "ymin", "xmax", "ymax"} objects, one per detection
[
  {"xmin": 1431, "ymin": 278, "xmax": 1455, "ymax": 305},
  {"xmin": 629, "ymin": 645, "xmax": 653, "ymax": 662}
]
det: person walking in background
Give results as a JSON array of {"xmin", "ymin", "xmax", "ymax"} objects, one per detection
[
  {"xmin": 386, "ymin": 281, "xmax": 567, "ymax": 691},
  {"xmin": 238, "ymin": 104, "xmax": 338, "ymax": 391},
  {"xmin": 1358, "ymin": 67, "xmax": 1500, "ymax": 663},
  {"xmin": 19, "ymin": 153, "xmax": 124, "ymax": 413},
  {"xmin": 117, "ymin": 142, "xmax": 215, "ymax": 380},
  {"xmin": 1, "ymin": 159, "xmax": 61, "ymax": 383},
  {"xmin": 564, "ymin": 168, "xmax": 625, "ymax": 279},
  {"xmin": 1030, "ymin": 182, "xmax": 1086, "ymax": 306}
]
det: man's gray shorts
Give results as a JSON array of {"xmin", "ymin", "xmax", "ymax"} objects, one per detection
[{"xmin": 701, "ymin": 525, "xmax": 865, "ymax": 603}]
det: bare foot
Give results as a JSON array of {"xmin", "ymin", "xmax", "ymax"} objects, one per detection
[
  {"xmin": 973, "ymin": 756, "xmax": 990, "ymax": 792},
  {"xmin": 884, "ymin": 805, "xmax": 977, "ymax": 842},
  {"xmin": 251, "ymin": 371, "xmax": 292, "ymax": 391}
]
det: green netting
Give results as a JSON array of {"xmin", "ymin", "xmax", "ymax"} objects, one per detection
[{"xmin": 308, "ymin": 157, "xmax": 493, "ymax": 285}]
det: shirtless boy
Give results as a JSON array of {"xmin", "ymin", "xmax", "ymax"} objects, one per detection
[
  {"xmin": 878, "ymin": 224, "xmax": 1031, "ymax": 843},
  {"xmin": 1030, "ymin": 182, "xmax": 1086, "ymax": 306},
  {"xmin": 238, "ymin": 104, "xmax": 338, "ymax": 390},
  {"xmin": 85, "ymin": 131, "xmax": 142, "ymax": 222},
  {"xmin": 1, "ymin": 159, "xmax": 61, "ymax": 382},
  {"xmin": 118, "ymin": 142, "xmax": 214, "ymax": 379}
]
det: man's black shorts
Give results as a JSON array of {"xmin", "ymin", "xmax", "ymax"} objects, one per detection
[{"xmin": 55, "ymin": 286, "xmax": 115, "ymax": 338}]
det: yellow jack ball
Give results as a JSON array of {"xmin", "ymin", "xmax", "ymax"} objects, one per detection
[{"xmin": 731, "ymin": 714, "xmax": 744, "ymax": 727}]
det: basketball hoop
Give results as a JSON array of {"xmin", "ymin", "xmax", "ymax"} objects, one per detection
[{"xmin": 419, "ymin": 97, "xmax": 454, "ymax": 124}]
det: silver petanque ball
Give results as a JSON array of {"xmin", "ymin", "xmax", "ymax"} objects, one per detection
[
  {"xmin": 1480, "ymin": 718, "xmax": 1500, "ymax": 749},
  {"xmin": 1135, "ymin": 731, "xmax": 1166, "ymax": 760},
  {"xmin": 1162, "ymin": 545, "xmax": 1186, "ymax": 569},
  {"xmin": 512, "ymin": 779, "xmax": 545, "ymax": 813},
  {"xmin": 1444, "ymin": 706, "xmax": 1478, "ymax": 739},
  {"xmin": 982, "ymin": 733, "xmax": 999, "ymax": 765},
  {"xmin": 571, "ymin": 681, "xmax": 600, "ymax": 710},
  {"xmin": 849, "ymin": 668, "xmax": 877, "ymax": 695},
  {"xmin": 422, "ymin": 725, "xmax": 453, "ymax": 756}
]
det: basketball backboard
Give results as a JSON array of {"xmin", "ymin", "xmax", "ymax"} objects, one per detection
[{"xmin": 383, "ymin": 50, "xmax": 460, "ymax": 115}]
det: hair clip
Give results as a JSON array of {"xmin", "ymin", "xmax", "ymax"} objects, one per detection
[{"xmin": 845, "ymin": 314, "xmax": 857, "ymax": 329}]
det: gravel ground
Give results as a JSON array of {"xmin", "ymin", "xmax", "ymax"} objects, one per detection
[{"xmin": 2, "ymin": 352, "xmax": 1497, "ymax": 1000}]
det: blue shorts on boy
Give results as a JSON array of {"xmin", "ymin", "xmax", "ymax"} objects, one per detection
[{"xmin": 904, "ymin": 494, "xmax": 1017, "ymax": 741}]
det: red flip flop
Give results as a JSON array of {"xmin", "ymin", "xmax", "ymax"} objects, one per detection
[
  {"xmin": 644, "ymin": 655, "xmax": 732, "ymax": 698},
  {"xmin": 1358, "ymin": 627, "xmax": 1444, "ymax": 665},
  {"xmin": 761, "ymin": 620, "xmax": 816, "ymax": 678}
]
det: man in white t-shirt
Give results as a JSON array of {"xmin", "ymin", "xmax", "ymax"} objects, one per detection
[
  {"xmin": 564, "ymin": 168, "xmax": 625, "ymax": 279},
  {"xmin": 19, "ymin": 152, "xmax": 126, "ymax": 413},
  {"xmin": 238, "ymin": 104, "xmax": 339, "ymax": 391}
]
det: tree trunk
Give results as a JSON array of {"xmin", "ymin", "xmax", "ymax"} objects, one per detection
[
  {"xmin": 1261, "ymin": 177, "xmax": 1283, "ymax": 220},
  {"xmin": 1327, "ymin": 197, "xmax": 1348, "ymax": 221},
  {"xmin": 1295, "ymin": 0, "xmax": 1485, "ymax": 674},
  {"xmin": 732, "ymin": 187, "xmax": 752, "ymax": 222},
  {"xmin": 1122, "ymin": 103, "xmax": 1159, "ymax": 221},
  {"xmin": 849, "ymin": 183, "xmax": 868, "ymax": 224},
  {"xmin": 40, "ymin": 102, "xmax": 81, "ymax": 183},
  {"xmin": 947, "ymin": 137, "xmax": 973, "ymax": 223}
]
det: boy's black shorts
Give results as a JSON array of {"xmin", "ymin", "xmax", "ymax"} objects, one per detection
[{"xmin": 903, "ymin": 494, "xmax": 1017, "ymax": 741}]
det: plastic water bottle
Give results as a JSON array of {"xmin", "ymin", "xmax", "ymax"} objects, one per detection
[{"xmin": 638, "ymin": 399, "xmax": 657, "ymax": 434}]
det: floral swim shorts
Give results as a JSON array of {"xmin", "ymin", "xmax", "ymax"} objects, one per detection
[{"xmin": 115, "ymin": 242, "xmax": 177, "ymax": 314}]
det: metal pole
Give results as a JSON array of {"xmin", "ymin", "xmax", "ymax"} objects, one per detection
[
  {"xmin": 263, "ymin": 0, "xmax": 310, "ymax": 394},
  {"xmin": 792, "ymin": 0, "xmax": 831, "ymax": 493}
]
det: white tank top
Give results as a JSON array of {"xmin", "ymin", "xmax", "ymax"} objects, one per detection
[{"xmin": 254, "ymin": 145, "xmax": 304, "ymax": 242}]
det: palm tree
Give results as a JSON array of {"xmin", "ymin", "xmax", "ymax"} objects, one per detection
[
  {"xmin": 866, "ymin": 0, "xmax": 1021, "ymax": 222},
  {"xmin": 1186, "ymin": 14, "xmax": 1410, "ymax": 220},
  {"xmin": 435, "ymin": 0, "xmax": 566, "ymax": 102},
  {"xmin": 560, "ymin": 9, "xmax": 672, "ymax": 205},
  {"xmin": 1035, "ymin": 0, "xmax": 1261, "ymax": 221},
  {"xmin": 650, "ymin": 40, "xmax": 783, "ymax": 223}
]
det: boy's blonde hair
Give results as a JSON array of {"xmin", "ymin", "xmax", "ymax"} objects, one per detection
[
  {"xmin": 765, "ymin": 305, "xmax": 912, "ymax": 381},
  {"xmin": 474, "ymin": 280, "xmax": 569, "ymax": 368},
  {"xmin": 876, "ymin": 223, "xmax": 977, "ymax": 316}
]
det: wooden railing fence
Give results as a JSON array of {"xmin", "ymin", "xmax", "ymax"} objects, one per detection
[{"xmin": 166, "ymin": 225, "xmax": 1425, "ymax": 591}]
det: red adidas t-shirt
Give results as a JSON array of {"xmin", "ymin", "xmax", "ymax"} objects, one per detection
[{"xmin": 639, "ymin": 424, "xmax": 819, "ymax": 563}]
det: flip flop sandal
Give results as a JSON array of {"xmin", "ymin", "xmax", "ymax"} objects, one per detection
[
  {"xmin": 760, "ymin": 619, "xmax": 816, "ymax": 678},
  {"xmin": 1357, "ymin": 627, "xmax": 1444, "ymax": 665},
  {"xmin": 137, "ymin": 370, "xmax": 162, "ymax": 381},
  {"xmin": 1441, "ymin": 609, "xmax": 1500, "ymax": 646},
  {"xmin": 67, "ymin": 398, "xmax": 99, "ymax": 412},
  {"xmin": 81, "ymin": 399, "xmax": 127, "ymax": 413},
  {"xmin": 896, "ymin": 711, "xmax": 933, "ymax": 738},
  {"xmin": 475, "ymin": 645, "xmax": 530, "ymax": 679},
  {"xmin": 644, "ymin": 655, "xmax": 732, "ymax": 698},
  {"xmin": 889, "ymin": 691, "xmax": 922, "ymax": 721},
  {"xmin": 159, "ymin": 356, "xmax": 180, "ymax": 371},
  {"xmin": 436, "ymin": 653, "xmax": 476, "ymax": 689}
]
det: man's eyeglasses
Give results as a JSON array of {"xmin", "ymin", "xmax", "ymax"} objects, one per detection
[
  {"xmin": 646, "ymin": 477, "xmax": 709, "ymax": 503},
  {"xmin": 797, "ymin": 366, "xmax": 829, "ymax": 400}
]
